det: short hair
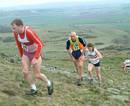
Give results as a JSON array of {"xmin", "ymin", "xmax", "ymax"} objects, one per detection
[
  {"xmin": 87, "ymin": 43, "xmax": 94, "ymax": 48},
  {"xmin": 70, "ymin": 32, "xmax": 77, "ymax": 36},
  {"xmin": 87, "ymin": 43, "xmax": 94, "ymax": 51},
  {"xmin": 87, "ymin": 43, "xmax": 94, "ymax": 47},
  {"xmin": 11, "ymin": 19, "xmax": 23, "ymax": 26}
]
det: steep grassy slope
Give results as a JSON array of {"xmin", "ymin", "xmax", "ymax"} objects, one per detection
[{"xmin": 0, "ymin": 50, "xmax": 130, "ymax": 106}]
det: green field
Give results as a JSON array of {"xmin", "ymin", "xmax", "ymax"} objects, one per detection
[{"xmin": 0, "ymin": 2, "xmax": 130, "ymax": 106}]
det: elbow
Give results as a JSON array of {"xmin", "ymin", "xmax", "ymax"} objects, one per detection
[
  {"xmin": 100, "ymin": 56, "xmax": 103, "ymax": 59},
  {"xmin": 38, "ymin": 44, "xmax": 43, "ymax": 49}
]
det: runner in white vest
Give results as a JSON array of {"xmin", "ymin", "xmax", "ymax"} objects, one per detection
[
  {"xmin": 85, "ymin": 43, "xmax": 103, "ymax": 84},
  {"xmin": 122, "ymin": 59, "xmax": 130, "ymax": 72}
]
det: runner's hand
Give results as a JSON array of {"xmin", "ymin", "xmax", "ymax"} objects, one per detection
[{"xmin": 31, "ymin": 58, "xmax": 37, "ymax": 65}]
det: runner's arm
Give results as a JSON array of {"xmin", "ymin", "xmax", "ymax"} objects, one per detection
[
  {"xmin": 83, "ymin": 47, "xmax": 88, "ymax": 60},
  {"xmin": 26, "ymin": 29, "xmax": 44, "ymax": 59},
  {"xmin": 78, "ymin": 37, "xmax": 86, "ymax": 54},
  {"xmin": 78, "ymin": 37, "xmax": 86, "ymax": 47},
  {"xmin": 95, "ymin": 48, "xmax": 103, "ymax": 59},
  {"xmin": 66, "ymin": 40, "xmax": 75, "ymax": 60},
  {"xmin": 13, "ymin": 32, "xmax": 23, "ymax": 57}
]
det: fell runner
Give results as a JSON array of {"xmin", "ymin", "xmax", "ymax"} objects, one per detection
[
  {"xmin": 11, "ymin": 19, "xmax": 53, "ymax": 95},
  {"xmin": 85, "ymin": 43, "xmax": 103, "ymax": 85},
  {"xmin": 66, "ymin": 32, "xmax": 86, "ymax": 86}
]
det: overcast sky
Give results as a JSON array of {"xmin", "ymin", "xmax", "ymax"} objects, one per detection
[{"xmin": 0, "ymin": 0, "xmax": 129, "ymax": 8}]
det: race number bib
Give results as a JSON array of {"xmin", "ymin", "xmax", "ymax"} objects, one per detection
[{"xmin": 73, "ymin": 42, "xmax": 79, "ymax": 50}]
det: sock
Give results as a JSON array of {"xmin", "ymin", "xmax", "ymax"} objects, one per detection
[
  {"xmin": 88, "ymin": 77, "xmax": 93, "ymax": 80},
  {"xmin": 31, "ymin": 84, "xmax": 37, "ymax": 91},
  {"xmin": 47, "ymin": 80, "xmax": 51, "ymax": 86}
]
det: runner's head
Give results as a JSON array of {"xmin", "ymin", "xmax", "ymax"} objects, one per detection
[
  {"xmin": 70, "ymin": 32, "xmax": 77, "ymax": 41},
  {"xmin": 11, "ymin": 19, "xmax": 24, "ymax": 33},
  {"xmin": 87, "ymin": 43, "xmax": 94, "ymax": 51}
]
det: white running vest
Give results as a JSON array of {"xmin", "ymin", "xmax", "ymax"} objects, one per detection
[{"xmin": 85, "ymin": 49, "xmax": 99, "ymax": 64}]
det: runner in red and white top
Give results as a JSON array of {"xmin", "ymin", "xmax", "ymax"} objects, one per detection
[
  {"xmin": 13, "ymin": 26, "xmax": 43, "ymax": 60},
  {"xmin": 11, "ymin": 19, "xmax": 53, "ymax": 95}
]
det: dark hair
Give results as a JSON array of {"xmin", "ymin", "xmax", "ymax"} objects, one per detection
[
  {"xmin": 11, "ymin": 19, "xmax": 23, "ymax": 26},
  {"xmin": 87, "ymin": 43, "xmax": 94, "ymax": 51}
]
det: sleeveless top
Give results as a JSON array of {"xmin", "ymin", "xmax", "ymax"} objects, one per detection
[
  {"xmin": 18, "ymin": 26, "xmax": 38, "ymax": 53},
  {"xmin": 85, "ymin": 49, "xmax": 100, "ymax": 64}
]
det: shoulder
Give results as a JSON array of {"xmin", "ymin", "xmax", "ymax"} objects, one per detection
[
  {"xmin": 25, "ymin": 26, "xmax": 33, "ymax": 32},
  {"xmin": 66, "ymin": 39, "xmax": 70, "ymax": 44},
  {"xmin": 78, "ymin": 36, "xmax": 82, "ymax": 40},
  {"xmin": 77, "ymin": 37, "xmax": 83, "ymax": 43},
  {"xmin": 93, "ymin": 48, "xmax": 98, "ymax": 53},
  {"xmin": 78, "ymin": 36, "xmax": 85, "ymax": 42},
  {"xmin": 25, "ymin": 26, "xmax": 36, "ymax": 36},
  {"xmin": 94, "ymin": 48, "xmax": 97, "ymax": 51},
  {"xmin": 94, "ymin": 48, "xmax": 102, "ymax": 55}
]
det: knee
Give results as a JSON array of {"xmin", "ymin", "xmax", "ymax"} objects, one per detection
[
  {"xmin": 78, "ymin": 65, "xmax": 83, "ymax": 69},
  {"xmin": 88, "ymin": 68, "xmax": 92, "ymax": 72},
  {"xmin": 97, "ymin": 70, "xmax": 101, "ymax": 74},
  {"xmin": 22, "ymin": 67, "xmax": 29, "ymax": 75},
  {"xmin": 35, "ymin": 73, "xmax": 41, "ymax": 79},
  {"xmin": 88, "ymin": 70, "xmax": 91, "ymax": 72},
  {"xmin": 78, "ymin": 62, "xmax": 83, "ymax": 67}
]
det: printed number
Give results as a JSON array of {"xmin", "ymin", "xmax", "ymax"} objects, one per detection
[
  {"xmin": 24, "ymin": 45, "xmax": 27, "ymax": 49},
  {"xmin": 74, "ymin": 43, "xmax": 79, "ymax": 50}
]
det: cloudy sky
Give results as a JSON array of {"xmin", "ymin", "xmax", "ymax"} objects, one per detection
[
  {"xmin": 0, "ymin": 0, "xmax": 128, "ymax": 8},
  {"xmin": 0, "ymin": 0, "xmax": 86, "ymax": 8}
]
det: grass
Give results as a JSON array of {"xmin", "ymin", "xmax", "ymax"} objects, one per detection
[{"xmin": 0, "ymin": 51, "xmax": 130, "ymax": 106}]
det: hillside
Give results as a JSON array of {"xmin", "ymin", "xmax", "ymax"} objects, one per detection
[{"xmin": 0, "ymin": 50, "xmax": 130, "ymax": 106}]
